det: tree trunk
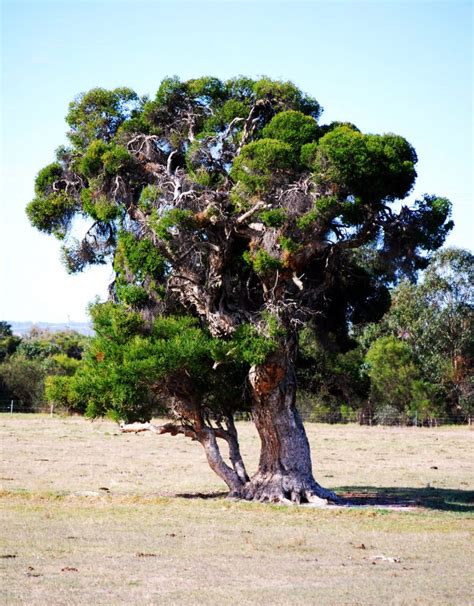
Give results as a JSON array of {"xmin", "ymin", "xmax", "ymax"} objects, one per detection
[
  {"xmin": 197, "ymin": 427, "xmax": 244, "ymax": 494},
  {"xmin": 238, "ymin": 343, "xmax": 339, "ymax": 504}
]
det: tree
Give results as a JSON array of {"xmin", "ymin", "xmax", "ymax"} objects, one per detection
[
  {"xmin": 296, "ymin": 328, "xmax": 368, "ymax": 422},
  {"xmin": 365, "ymin": 336, "xmax": 435, "ymax": 423},
  {"xmin": 0, "ymin": 327, "xmax": 87, "ymax": 411},
  {"xmin": 0, "ymin": 322, "xmax": 21, "ymax": 362},
  {"xmin": 0, "ymin": 322, "xmax": 22, "ymax": 405},
  {"xmin": 360, "ymin": 248, "xmax": 473, "ymax": 419},
  {"xmin": 0, "ymin": 355, "xmax": 45, "ymax": 409},
  {"xmin": 27, "ymin": 77, "xmax": 453, "ymax": 503}
]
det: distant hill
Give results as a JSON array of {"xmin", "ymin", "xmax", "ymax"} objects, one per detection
[{"xmin": 7, "ymin": 321, "xmax": 94, "ymax": 337}]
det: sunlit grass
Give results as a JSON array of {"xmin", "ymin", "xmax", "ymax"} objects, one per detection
[{"xmin": 1, "ymin": 415, "xmax": 473, "ymax": 605}]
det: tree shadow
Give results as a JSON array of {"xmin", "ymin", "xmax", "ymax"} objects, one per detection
[
  {"xmin": 336, "ymin": 486, "xmax": 474, "ymax": 513},
  {"xmin": 174, "ymin": 487, "xmax": 473, "ymax": 512},
  {"xmin": 175, "ymin": 491, "xmax": 228, "ymax": 500}
]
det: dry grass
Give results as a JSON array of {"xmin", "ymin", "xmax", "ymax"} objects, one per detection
[{"xmin": 1, "ymin": 415, "xmax": 473, "ymax": 605}]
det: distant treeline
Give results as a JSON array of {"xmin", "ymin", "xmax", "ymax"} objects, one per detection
[{"xmin": 7, "ymin": 321, "xmax": 93, "ymax": 337}]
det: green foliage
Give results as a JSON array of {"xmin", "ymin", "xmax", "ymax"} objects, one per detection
[
  {"xmin": 207, "ymin": 99, "xmax": 250, "ymax": 131},
  {"xmin": 102, "ymin": 144, "xmax": 132, "ymax": 175},
  {"xmin": 48, "ymin": 353, "xmax": 81, "ymax": 376},
  {"xmin": 230, "ymin": 139, "xmax": 295, "ymax": 193},
  {"xmin": 190, "ymin": 167, "xmax": 214, "ymax": 188},
  {"xmin": 297, "ymin": 328, "xmax": 368, "ymax": 420},
  {"xmin": 26, "ymin": 75, "xmax": 457, "ymax": 432},
  {"xmin": 78, "ymin": 141, "xmax": 132, "ymax": 178},
  {"xmin": 114, "ymin": 232, "xmax": 165, "ymax": 282},
  {"xmin": 81, "ymin": 189, "xmax": 120, "ymax": 221},
  {"xmin": 67, "ymin": 87, "xmax": 141, "ymax": 149},
  {"xmin": 296, "ymin": 197, "xmax": 338, "ymax": 230},
  {"xmin": 229, "ymin": 319, "xmax": 281, "ymax": 366},
  {"xmin": 243, "ymin": 248, "xmax": 282, "ymax": 275},
  {"xmin": 0, "ymin": 323, "xmax": 21, "ymax": 363},
  {"xmin": 143, "ymin": 76, "xmax": 194, "ymax": 143},
  {"xmin": 262, "ymin": 110, "xmax": 320, "ymax": 149},
  {"xmin": 300, "ymin": 142, "xmax": 319, "ymax": 169},
  {"xmin": 185, "ymin": 138, "xmax": 220, "ymax": 185},
  {"xmin": 26, "ymin": 192, "xmax": 77, "ymax": 239},
  {"xmin": 116, "ymin": 284, "xmax": 149, "ymax": 307},
  {"xmin": 0, "ymin": 355, "xmax": 45, "ymax": 409},
  {"xmin": 315, "ymin": 195, "xmax": 338, "ymax": 214},
  {"xmin": 17, "ymin": 338, "xmax": 59, "ymax": 360},
  {"xmin": 0, "ymin": 328, "xmax": 87, "ymax": 410},
  {"xmin": 187, "ymin": 76, "xmax": 226, "ymax": 103},
  {"xmin": 152, "ymin": 76, "xmax": 189, "ymax": 108},
  {"xmin": 253, "ymin": 78, "xmax": 322, "ymax": 118},
  {"xmin": 151, "ymin": 209, "xmax": 195, "ymax": 241},
  {"xmin": 279, "ymin": 236, "xmax": 300, "ymax": 254},
  {"xmin": 365, "ymin": 336, "xmax": 434, "ymax": 419},
  {"xmin": 138, "ymin": 185, "xmax": 161, "ymax": 212},
  {"xmin": 44, "ymin": 375, "xmax": 79, "ymax": 412},
  {"xmin": 89, "ymin": 301, "xmax": 144, "ymax": 344},
  {"xmin": 34, "ymin": 163, "xmax": 63, "ymax": 195},
  {"xmin": 259, "ymin": 208, "xmax": 287, "ymax": 227},
  {"xmin": 0, "ymin": 322, "xmax": 13, "ymax": 338},
  {"xmin": 411, "ymin": 195, "xmax": 454, "ymax": 250},
  {"xmin": 360, "ymin": 248, "xmax": 473, "ymax": 419},
  {"xmin": 312, "ymin": 126, "xmax": 418, "ymax": 202},
  {"xmin": 224, "ymin": 76, "xmax": 255, "ymax": 100},
  {"xmin": 69, "ymin": 305, "xmax": 246, "ymax": 422},
  {"xmin": 296, "ymin": 206, "xmax": 319, "ymax": 230}
]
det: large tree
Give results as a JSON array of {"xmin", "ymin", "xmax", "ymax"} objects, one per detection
[{"xmin": 27, "ymin": 77, "xmax": 453, "ymax": 502}]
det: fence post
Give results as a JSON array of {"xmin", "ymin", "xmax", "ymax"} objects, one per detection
[
  {"xmin": 50, "ymin": 404, "xmax": 54, "ymax": 417},
  {"xmin": 414, "ymin": 412, "xmax": 418, "ymax": 427},
  {"xmin": 10, "ymin": 400, "xmax": 13, "ymax": 414}
]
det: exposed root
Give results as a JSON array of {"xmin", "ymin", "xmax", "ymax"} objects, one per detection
[{"xmin": 233, "ymin": 472, "xmax": 342, "ymax": 505}]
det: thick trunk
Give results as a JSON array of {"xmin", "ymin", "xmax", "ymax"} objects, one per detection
[
  {"xmin": 121, "ymin": 350, "xmax": 337, "ymax": 504},
  {"xmin": 237, "ymin": 344, "xmax": 339, "ymax": 504}
]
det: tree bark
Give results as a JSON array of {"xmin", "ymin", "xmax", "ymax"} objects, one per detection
[
  {"xmin": 237, "ymin": 343, "xmax": 339, "ymax": 504},
  {"xmin": 197, "ymin": 427, "xmax": 244, "ymax": 494}
]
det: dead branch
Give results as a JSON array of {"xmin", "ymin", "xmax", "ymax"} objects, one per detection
[
  {"xmin": 119, "ymin": 421, "xmax": 197, "ymax": 440},
  {"xmin": 235, "ymin": 201, "xmax": 267, "ymax": 224}
]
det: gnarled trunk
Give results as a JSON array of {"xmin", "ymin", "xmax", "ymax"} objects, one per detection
[
  {"xmin": 120, "ymin": 345, "xmax": 337, "ymax": 504},
  {"xmin": 237, "ymin": 344, "xmax": 338, "ymax": 504}
]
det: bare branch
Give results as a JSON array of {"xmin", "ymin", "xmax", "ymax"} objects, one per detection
[
  {"xmin": 166, "ymin": 150, "xmax": 177, "ymax": 176},
  {"xmin": 235, "ymin": 201, "xmax": 267, "ymax": 224},
  {"xmin": 119, "ymin": 421, "xmax": 197, "ymax": 440}
]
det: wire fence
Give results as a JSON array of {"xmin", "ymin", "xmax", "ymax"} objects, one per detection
[
  {"xmin": 1, "ymin": 400, "xmax": 472, "ymax": 427},
  {"xmin": 0, "ymin": 400, "xmax": 54, "ymax": 415},
  {"xmin": 297, "ymin": 411, "xmax": 473, "ymax": 427}
]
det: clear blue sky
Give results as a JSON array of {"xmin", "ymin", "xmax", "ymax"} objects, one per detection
[{"xmin": 1, "ymin": 0, "xmax": 472, "ymax": 322}]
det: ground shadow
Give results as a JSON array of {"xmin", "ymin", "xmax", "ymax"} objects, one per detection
[
  {"xmin": 175, "ymin": 491, "xmax": 228, "ymax": 500},
  {"xmin": 336, "ymin": 486, "xmax": 474, "ymax": 513},
  {"xmin": 176, "ymin": 486, "xmax": 474, "ymax": 512}
]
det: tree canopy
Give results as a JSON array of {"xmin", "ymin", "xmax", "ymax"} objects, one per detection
[{"xmin": 27, "ymin": 76, "xmax": 454, "ymax": 503}]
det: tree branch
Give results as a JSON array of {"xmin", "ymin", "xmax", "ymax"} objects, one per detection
[
  {"xmin": 119, "ymin": 421, "xmax": 197, "ymax": 440},
  {"xmin": 235, "ymin": 201, "xmax": 267, "ymax": 224}
]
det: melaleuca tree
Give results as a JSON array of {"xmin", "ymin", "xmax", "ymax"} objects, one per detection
[{"xmin": 27, "ymin": 76, "xmax": 453, "ymax": 502}]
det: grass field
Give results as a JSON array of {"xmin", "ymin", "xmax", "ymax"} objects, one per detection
[{"xmin": 1, "ymin": 415, "xmax": 473, "ymax": 605}]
